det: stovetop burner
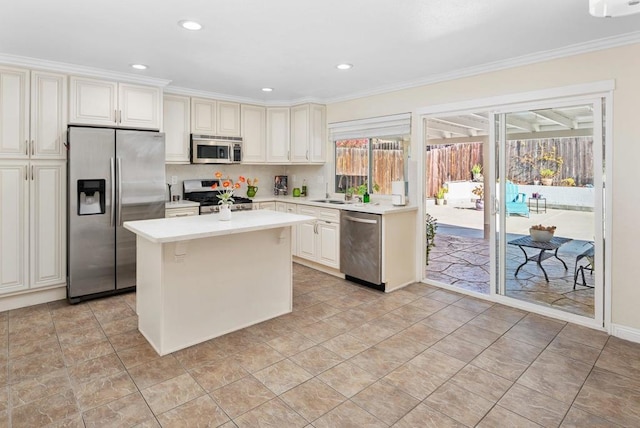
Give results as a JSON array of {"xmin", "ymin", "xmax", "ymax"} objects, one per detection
[{"xmin": 182, "ymin": 179, "xmax": 254, "ymax": 213}]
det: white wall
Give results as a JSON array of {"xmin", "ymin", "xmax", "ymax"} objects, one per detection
[{"xmin": 326, "ymin": 43, "xmax": 640, "ymax": 332}]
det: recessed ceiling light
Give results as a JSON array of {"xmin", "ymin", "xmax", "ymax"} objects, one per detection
[
  {"xmin": 179, "ymin": 20, "xmax": 202, "ymax": 30},
  {"xmin": 131, "ymin": 64, "xmax": 147, "ymax": 70},
  {"xmin": 262, "ymin": 87, "xmax": 274, "ymax": 92},
  {"xmin": 336, "ymin": 63, "xmax": 353, "ymax": 70}
]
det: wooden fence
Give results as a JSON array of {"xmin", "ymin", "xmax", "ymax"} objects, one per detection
[{"xmin": 336, "ymin": 139, "xmax": 404, "ymax": 194}]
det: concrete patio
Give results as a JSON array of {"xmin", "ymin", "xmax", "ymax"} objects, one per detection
[{"xmin": 424, "ymin": 204, "xmax": 595, "ymax": 318}]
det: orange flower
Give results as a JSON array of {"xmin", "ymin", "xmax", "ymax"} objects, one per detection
[
  {"xmin": 211, "ymin": 183, "xmax": 218, "ymax": 189},
  {"xmin": 238, "ymin": 176, "xmax": 246, "ymax": 183},
  {"xmin": 215, "ymin": 171, "xmax": 223, "ymax": 178},
  {"xmin": 233, "ymin": 182, "xmax": 241, "ymax": 189},
  {"xmin": 222, "ymin": 180, "xmax": 231, "ymax": 188}
]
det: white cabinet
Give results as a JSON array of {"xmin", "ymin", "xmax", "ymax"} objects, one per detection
[
  {"xmin": 290, "ymin": 103, "xmax": 326, "ymax": 163},
  {"xmin": 1, "ymin": 67, "xmax": 67, "ymax": 159},
  {"xmin": 241, "ymin": 104, "xmax": 266, "ymax": 163},
  {"xmin": 191, "ymin": 98, "xmax": 241, "ymax": 137},
  {"xmin": 266, "ymin": 107, "xmax": 290, "ymax": 163},
  {"xmin": 165, "ymin": 206, "xmax": 199, "ymax": 218},
  {"xmin": 296, "ymin": 205, "xmax": 340, "ymax": 269},
  {"xmin": 0, "ymin": 160, "xmax": 66, "ymax": 294},
  {"xmin": 254, "ymin": 201, "xmax": 276, "ymax": 210},
  {"xmin": 69, "ymin": 76, "xmax": 161, "ymax": 129},
  {"xmin": 163, "ymin": 94, "xmax": 191, "ymax": 163}
]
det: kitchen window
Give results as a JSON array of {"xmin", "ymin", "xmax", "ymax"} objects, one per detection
[
  {"xmin": 329, "ymin": 113, "xmax": 411, "ymax": 196},
  {"xmin": 334, "ymin": 137, "xmax": 408, "ymax": 195}
]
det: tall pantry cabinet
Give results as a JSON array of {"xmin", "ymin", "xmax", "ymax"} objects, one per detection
[{"xmin": 0, "ymin": 66, "xmax": 66, "ymax": 295}]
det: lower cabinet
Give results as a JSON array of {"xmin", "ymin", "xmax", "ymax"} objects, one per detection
[
  {"xmin": 296, "ymin": 205, "xmax": 340, "ymax": 269},
  {"xmin": 254, "ymin": 202, "xmax": 276, "ymax": 210},
  {"xmin": 0, "ymin": 160, "xmax": 66, "ymax": 294},
  {"xmin": 165, "ymin": 206, "xmax": 199, "ymax": 218}
]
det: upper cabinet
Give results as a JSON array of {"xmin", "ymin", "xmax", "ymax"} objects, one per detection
[
  {"xmin": 163, "ymin": 94, "xmax": 191, "ymax": 164},
  {"xmin": 266, "ymin": 107, "xmax": 290, "ymax": 163},
  {"xmin": 290, "ymin": 103, "xmax": 326, "ymax": 164},
  {"xmin": 241, "ymin": 104, "xmax": 266, "ymax": 163},
  {"xmin": 0, "ymin": 66, "xmax": 67, "ymax": 160},
  {"xmin": 69, "ymin": 76, "xmax": 161, "ymax": 130},
  {"xmin": 191, "ymin": 98, "xmax": 240, "ymax": 137}
]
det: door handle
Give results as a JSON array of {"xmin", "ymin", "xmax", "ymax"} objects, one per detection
[
  {"xmin": 31, "ymin": 165, "xmax": 34, "ymax": 181},
  {"xmin": 117, "ymin": 157, "xmax": 123, "ymax": 226},
  {"xmin": 31, "ymin": 140, "xmax": 34, "ymax": 156},
  {"xmin": 491, "ymin": 195, "xmax": 498, "ymax": 215},
  {"xmin": 25, "ymin": 140, "xmax": 28, "ymax": 155},
  {"xmin": 119, "ymin": 110, "xmax": 122, "ymax": 123},
  {"xmin": 175, "ymin": 213, "xmax": 190, "ymax": 217},
  {"xmin": 110, "ymin": 158, "xmax": 116, "ymax": 227},
  {"xmin": 114, "ymin": 110, "xmax": 118, "ymax": 124},
  {"xmin": 343, "ymin": 215, "xmax": 377, "ymax": 224},
  {"xmin": 25, "ymin": 165, "xmax": 28, "ymax": 181}
]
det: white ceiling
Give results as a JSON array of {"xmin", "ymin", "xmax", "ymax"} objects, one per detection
[{"xmin": 2, "ymin": 0, "xmax": 640, "ymax": 104}]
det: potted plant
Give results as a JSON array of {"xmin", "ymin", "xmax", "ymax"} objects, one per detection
[
  {"xmin": 425, "ymin": 213, "xmax": 438, "ymax": 265},
  {"xmin": 435, "ymin": 187, "xmax": 447, "ymax": 205},
  {"xmin": 472, "ymin": 184, "xmax": 484, "ymax": 210},
  {"xmin": 471, "ymin": 164, "xmax": 483, "ymax": 182},
  {"xmin": 539, "ymin": 168, "xmax": 555, "ymax": 186}
]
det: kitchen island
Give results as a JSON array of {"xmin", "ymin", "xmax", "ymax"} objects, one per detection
[{"xmin": 123, "ymin": 209, "xmax": 314, "ymax": 355}]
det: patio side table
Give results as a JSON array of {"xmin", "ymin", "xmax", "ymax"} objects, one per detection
[
  {"xmin": 528, "ymin": 197, "xmax": 547, "ymax": 214},
  {"xmin": 508, "ymin": 236, "xmax": 572, "ymax": 282}
]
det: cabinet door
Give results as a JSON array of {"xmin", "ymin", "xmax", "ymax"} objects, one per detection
[
  {"xmin": 290, "ymin": 104, "xmax": 309, "ymax": 163},
  {"xmin": 309, "ymin": 104, "xmax": 326, "ymax": 163},
  {"xmin": 191, "ymin": 98, "xmax": 216, "ymax": 134},
  {"xmin": 0, "ymin": 67, "xmax": 30, "ymax": 159},
  {"xmin": 217, "ymin": 101, "xmax": 241, "ymax": 137},
  {"xmin": 165, "ymin": 207, "xmax": 198, "ymax": 217},
  {"xmin": 317, "ymin": 221, "xmax": 339, "ymax": 268},
  {"xmin": 241, "ymin": 104, "xmax": 266, "ymax": 163},
  {"xmin": 30, "ymin": 160, "xmax": 66, "ymax": 288},
  {"xmin": 266, "ymin": 107, "xmax": 290, "ymax": 163},
  {"xmin": 163, "ymin": 94, "xmax": 191, "ymax": 163},
  {"xmin": 296, "ymin": 205, "xmax": 316, "ymax": 260},
  {"xmin": 69, "ymin": 76, "xmax": 117, "ymax": 126},
  {"xmin": 258, "ymin": 202, "xmax": 276, "ymax": 210},
  {"xmin": 0, "ymin": 161, "xmax": 29, "ymax": 293},
  {"xmin": 118, "ymin": 83, "xmax": 161, "ymax": 130},
  {"xmin": 31, "ymin": 71, "xmax": 67, "ymax": 159}
]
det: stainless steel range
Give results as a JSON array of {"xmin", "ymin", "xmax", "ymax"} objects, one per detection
[{"xmin": 183, "ymin": 179, "xmax": 253, "ymax": 214}]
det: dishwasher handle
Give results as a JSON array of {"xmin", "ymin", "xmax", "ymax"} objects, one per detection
[{"xmin": 343, "ymin": 215, "xmax": 378, "ymax": 224}]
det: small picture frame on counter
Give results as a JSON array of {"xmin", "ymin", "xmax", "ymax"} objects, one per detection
[{"xmin": 274, "ymin": 175, "xmax": 288, "ymax": 195}]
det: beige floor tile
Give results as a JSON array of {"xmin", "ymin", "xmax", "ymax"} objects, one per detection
[
  {"xmin": 557, "ymin": 323, "xmax": 609, "ymax": 350},
  {"xmin": 448, "ymin": 323, "xmax": 501, "ymax": 348},
  {"xmin": 428, "ymin": 289, "xmax": 465, "ymax": 304},
  {"xmin": 352, "ymin": 380, "xmax": 420, "ymax": 425},
  {"xmin": 467, "ymin": 312, "xmax": 518, "ymax": 335},
  {"xmin": 409, "ymin": 348, "xmax": 466, "ymax": 380},
  {"xmin": 128, "ymin": 355, "xmax": 186, "ymax": 390},
  {"xmin": 431, "ymin": 335, "xmax": 486, "ymax": 363},
  {"xmin": 74, "ymin": 371, "xmax": 137, "ymax": 411},
  {"xmin": 173, "ymin": 341, "xmax": 227, "ymax": 370},
  {"xmin": 546, "ymin": 334, "xmax": 602, "ymax": 365},
  {"xmin": 190, "ymin": 357, "xmax": 249, "ymax": 392},
  {"xmin": 349, "ymin": 346, "xmax": 407, "ymax": 378},
  {"xmin": 398, "ymin": 322, "xmax": 448, "ymax": 346},
  {"xmin": 407, "ymin": 296, "xmax": 449, "ymax": 314},
  {"xmin": 117, "ymin": 342, "xmax": 161, "ymax": 369},
  {"xmin": 81, "ymin": 391, "xmax": 153, "ymax": 427},
  {"xmin": 267, "ymin": 331, "xmax": 316, "ymax": 356},
  {"xmin": 289, "ymin": 345, "xmax": 343, "ymax": 375},
  {"xmin": 499, "ymin": 383, "xmax": 570, "ymax": 427},
  {"xmin": 67, "ymin": 353, "xmax": 124, "ymax": 386},
  {"xmin": 420, "ymin": 312, "xmax": 467, "ymax": 334},
  {"xmin": 321, "ymin": 333, "xmax": 369, "ymax": 359},
  {"xmin": 561, "ymin": 406, "xmax": 621, "ymax": 427},
  {"xmin": 61, "ymin": 338, "xmax": 114, "ymax": 366},
  {"xmin": 318, "ymin": 361, "xmax": 378, "ymax": 398},
  {"xmin": 313, "ymin": 400, "xmax": 387, "ymax": 428},
  {"xmin": 254, "ymin": 359, "xmax": 313, "ymax": 395},
  {"xmin": 210, "ymin": 375, "xmax": 276, "ymax": 418},
  {"xmin": 388, "ymin": 303, "xmax": 432, "ymax": 323},
  {"xmin": 57, "ymin": 325, "xmax": 106, "ymax": 349},
  {"xmin": 503, "ymin": 323, "xmax": 559, "ymax": 349},
  {"xmin": 595, "ymin": 336, "xmax": 640, "ymax": 381},
  {"xmin": 141, "ymin": 372, "xmax": 205, "ymax": 415},
  {"xmin": 108, "ymin": 329, "xmax": 149, "ymax": 352},
  {"xmin": 11, "ymin": 389, "xmax": 79, "ymax": 428},
  {"xmin": 234, "ymin": 397, "xmax": 307, "ymax": 428},
  {"xmin": 482, "ymin": 304, "xmax": 527, "ymax": 324},
  {"xmin": 10, "ymin": 368, "xmax": 70, "ymax": 407},
  {"xmin": 393, "ymin": 402, "xmax": 465, "ymax": 428},
  {"xmin": 450, "ymin": 364, "xmax": 513, "ymax": 402},
  {"xmin": 384, "ymin": 362, "xmax": 447, "ymax": 400},
  {"xmin": 53, "ymin": 310, "xmax": 97, "ymax": 334},
  {"xmin": 232, "ymin": 342, "xmax": 285, "ymax": 373},
  {"xmin": 9, "ymin": 349, "xmax": 66, "ymax": 384},
  {"xmin": 424, "ymin": 381, "xmax": 494, "ymax": 426},
  {"xmin": 48, "ymin": 413, "xmax": 86, "ymax": 427},
  {"xmin": 100, "ymin": 315, "xmax": 138, "ymax": 337},
  {"xmin": 281, "ymin": 378, "xmax": 346, "ymax": 422},
  {"xmin": 157, "ymin": 395, "xmax": 230, "ymax": 427},
  {"xmin": 8, "ymin": 336, "xmax": 61, "ymax": 361},
  {"xmin": 477, "ymin": 405, "xmax": 542, "ymax": 427},
  {"xmin": 294, "ymin": 319, "xmax": 346, "ymax": 342}
]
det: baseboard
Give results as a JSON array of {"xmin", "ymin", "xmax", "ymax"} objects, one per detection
[
  {"xmin": 0, "ymin": 285, "xmax": 66, "ymax": 312},
  {"xmin": 293, "ymin": 257, "xmax": 344, "ymax": 278},
  {"xmin": 611, "ymin": 323, "xmax": 640, "ymax": 344}
]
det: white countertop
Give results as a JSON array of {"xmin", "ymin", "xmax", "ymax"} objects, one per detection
[
  {"xmin": 252, "ymin": 195, "xmax": 417, "ymax": 215},
  {"xmin": 124, "ymin": 209, "xmax": 314, "ymax": 243},
  {"xmin": 165, "ymin": 200, "xmax": 200, "ymax": 209}
]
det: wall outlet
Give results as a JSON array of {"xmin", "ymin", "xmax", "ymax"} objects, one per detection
[{"xmin": 171, "ymin": 176, "xmax": 178, "ymax": 185}]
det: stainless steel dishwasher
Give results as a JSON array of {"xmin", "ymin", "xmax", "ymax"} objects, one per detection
[{"xmin": 340, "ymin": 211, "xmax": 384, "ymax": 290}]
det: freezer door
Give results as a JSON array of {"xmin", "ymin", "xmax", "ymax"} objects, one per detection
[
  {"xmin": 68, "ymin": 127, "xmax": 116, "ymax": 298},
  {"xmin": 115, "ymin": 130, "xmax": 166, "ymax": 289}
]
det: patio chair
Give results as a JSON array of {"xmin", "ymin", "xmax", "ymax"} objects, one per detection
[
  {"xmin": 505, "ymin": 181, "xmax": 530, "ymax": 217},
  {"xmin": 574, "ymin": 242, "xmax": 595, "ymax": 289}
]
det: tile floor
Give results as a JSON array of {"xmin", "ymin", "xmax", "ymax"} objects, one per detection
[{"xmin": 1, "ymin": 264, "xmax": 638, "ymax": 427}]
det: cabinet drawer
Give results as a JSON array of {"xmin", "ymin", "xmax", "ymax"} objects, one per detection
[
  {"xmin": 165, "ymin": 207, "xmax": 198, "ymax": 218},
  {"xmin": 316, "ymin": 207, "xmax": 340, "ymax": 222}
]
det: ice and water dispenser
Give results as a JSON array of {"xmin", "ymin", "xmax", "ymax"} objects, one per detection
[{"xmin": 77, "ymin": 179, "xmax": 105, "ymax": 215}]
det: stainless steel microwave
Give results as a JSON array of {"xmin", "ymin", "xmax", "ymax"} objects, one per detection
[{"xmin": 190, "ymin": 135, "xmax": 242, "ymax": 164}]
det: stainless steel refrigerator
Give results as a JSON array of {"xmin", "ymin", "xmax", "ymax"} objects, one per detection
[{"xmin": 67, "ymin": 126, "xmax": 165, "ymax": 302}]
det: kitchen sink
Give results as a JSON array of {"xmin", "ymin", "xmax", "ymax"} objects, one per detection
[{"xmin": 311, "ymin": 199, "xmax": 347, "ymax": 204}]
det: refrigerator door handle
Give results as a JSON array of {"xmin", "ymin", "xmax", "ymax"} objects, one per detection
[
  {"xmin": 117, "ymin": 157, "xmax": 123, "ymax": 226},
  {"xmin": 110, "ymin": 157, "xmax": 116, "ymax": 227}
]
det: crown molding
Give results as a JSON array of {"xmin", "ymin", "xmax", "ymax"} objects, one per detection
[
  {"xmin": 164, "ymin": 85, "xmax": 325, "ymax": 106},
  {"xmin": 324, "ymin": 31, "xmax": 640, "ymax": 104},
  {"xmin": 0, "ymin": 53, "xmax": 172, "ymax": 87}
]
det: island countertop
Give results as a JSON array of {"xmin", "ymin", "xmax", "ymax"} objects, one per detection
[{"xmin": 124, "ymin": 209, "xmax": 314, "ymax": 244}]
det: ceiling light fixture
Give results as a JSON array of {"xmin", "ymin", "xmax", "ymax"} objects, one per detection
[
  {"xmin": 131, "ymin": 64, "xmax": 148, "ymax": 70},
  {"xmin": 336, "ymin": 63, "xmax": 353, "ymax": 70},
  {"xmin": 262, "ymin": 87, "xmax": 273, "ymax": 92},
  {"xmin": 179, "ymin": 20, "xmax": 202, "ymax": 30},
  {"xmin": 589, "ymin": 0, "xmax": 640, "ymax": 17}
]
